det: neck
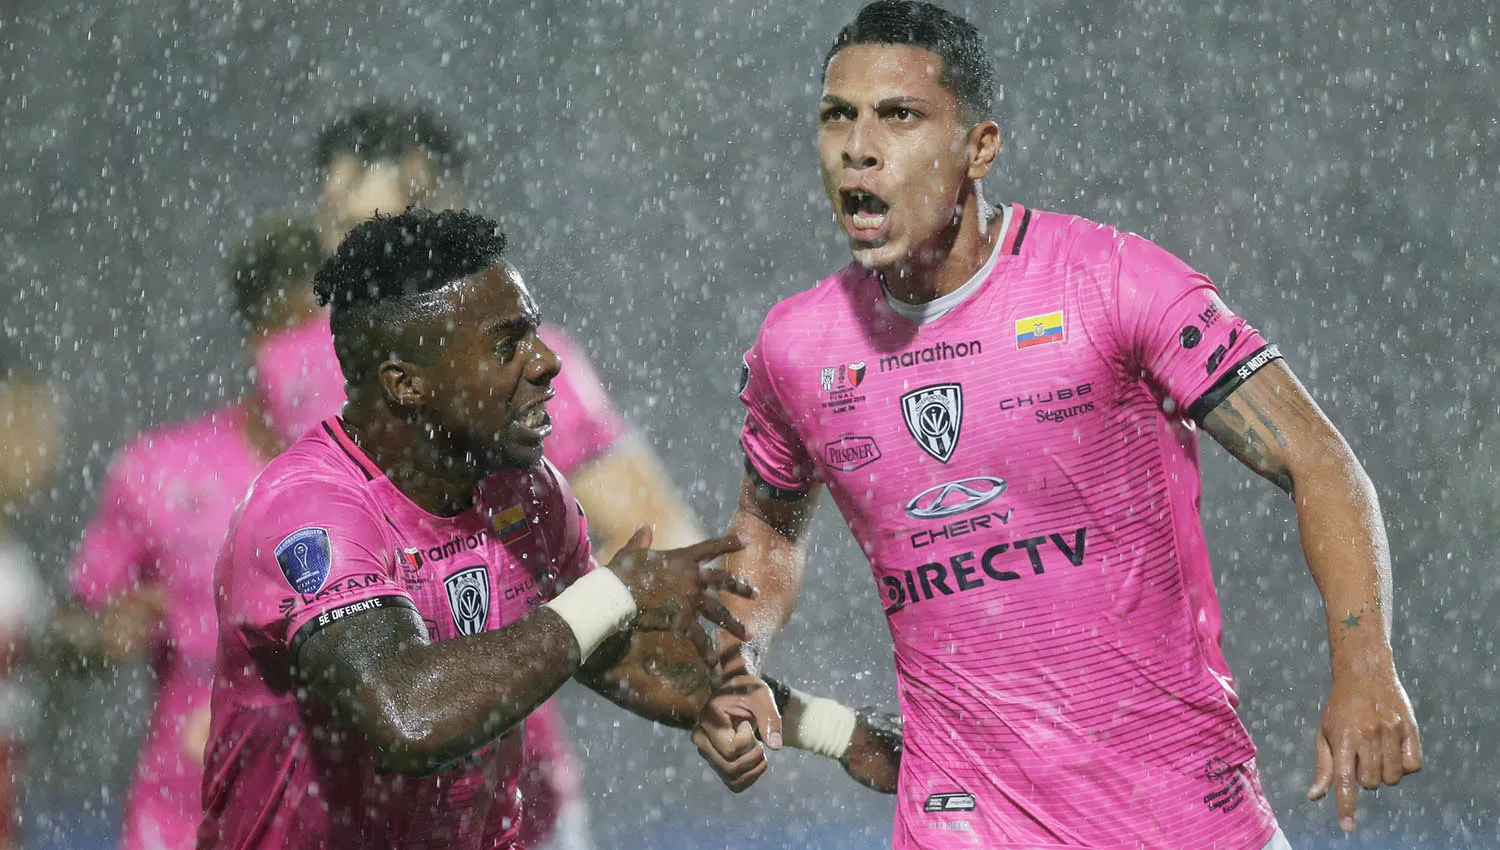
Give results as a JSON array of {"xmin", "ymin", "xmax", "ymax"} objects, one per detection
[
  {"xmin": 882, "ymin": 188, "xmax": 997, "ymax": 305},
  {"xmin": 240, "ymin": 395, "xmax": 285, "ymax": 463},
  {"xmin": 341, "ymin": 403, "xmax": 489, "ymax": 517}
]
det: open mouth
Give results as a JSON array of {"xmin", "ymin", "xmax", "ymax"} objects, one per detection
[
  {"xmin": 515, "ymin": 399, "xmax": 553, "ymax": 438},
  {"xmin": 842, "ymin": 189, "xmax": 890, "ymax": 233}
]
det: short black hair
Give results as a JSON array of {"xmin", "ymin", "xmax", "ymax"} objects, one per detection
[
  {"xmin": 226, "ymin": 213, "xmax": 324, "ymax": 326},
  {"xmin": 824, "ymin": 1, "xmax": 995, "ymax": 122},
  {"xmin": 314, "ymin": 207, "xmax": 507, "ymax": 382},
  {"xmin": 313, "ymin": 101, "xmax": 465, "ymax": 175}
]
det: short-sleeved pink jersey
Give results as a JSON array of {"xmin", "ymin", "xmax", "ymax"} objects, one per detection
[
  {"xmin": 69, "ymin": 406, "xmax": 263, "ymax": 850},
  {"xmin": 201, "ymin": 419, "xmax": 594, "ymax": 850},
  {"xmin": 68, "ymin": 316, "xmax": 622, "ymax": 850},
  {"xmin": 740, "ymin": 205, "xmax": 1283, "ymax": 849}
]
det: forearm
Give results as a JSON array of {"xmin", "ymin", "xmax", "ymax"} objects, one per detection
[
  {"xmin": 350, "ymin": 609, "xmax": 583, "ymax": 773},
  {"xmin": 303, "ymin": 570, "xmax": 638, "ymax": 774},
  {"xmin": 580, "ymin": 632, "xmax": 714, "ymax": 729},
  {"xmin": 719, "ymin": 512, "xmax": 807, "ymax": 676},
  {"xmin": 1291, "ymin": 446, "xmax": 1395, "ymax": 674}
]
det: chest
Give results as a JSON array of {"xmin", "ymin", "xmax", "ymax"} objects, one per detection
[
  {"xmin": 388, "ymin": 501, "xmax": 559, "ymax": 643},
  {"xmin": 790, "ymin": 301, "xmax": 1125, "ymax": 485}
]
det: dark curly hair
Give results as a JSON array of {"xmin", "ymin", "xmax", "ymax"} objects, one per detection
[
  {"xmin": 825, "ymin": 1, "xmax": 995, "ymax": 123},
  {"xmin": 226, "ymin": 212, "xmax": 324, "ymax": 327},
  {"xmin": 314, "ymin": 207, "xmax": 507, "ymax": 384},
  {"xmin": 313, "ymin": 100, "xmax": 465, "ymax": 174}
]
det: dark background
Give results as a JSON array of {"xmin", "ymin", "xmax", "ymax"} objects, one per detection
[{"xmin": 2, "ymin": 1, "xmax": 1496, "ymax": 847}]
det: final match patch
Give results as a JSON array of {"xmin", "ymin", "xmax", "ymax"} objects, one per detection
[
  {"xmin": 491, "ymin": 504, "xmax": 531, "ymax": 544},
  {"xmin": 274, "ymin": 527, "xmax": 332, "ymax": 595},
  {"xmin": 1015, "ymin": 310, "xmax": 1065, "ymax": 349}
]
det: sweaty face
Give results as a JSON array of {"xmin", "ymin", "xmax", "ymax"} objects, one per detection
[
  {"xmin": 317, "ymin": 151, "xmax": 458, "ymax": 252},
  {"xmin": 417, "ymin": 264, "xmax": 560, "ymax": 470},
  {"xmin": 819, "ymin": 44, "xmax": 975, "ymax": 270}
]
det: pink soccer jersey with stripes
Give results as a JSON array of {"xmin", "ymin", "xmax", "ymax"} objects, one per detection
[
  {"xmin": 200, "ymin": 419, "xmax": 594, "ymax": 850},
  {"xmin": 70, "ymin": 318, "xmax": 624, "ymax": 850},
  {"xmin": 740, "ymin": 205, "xmax": 1284, "ymax": 849}
]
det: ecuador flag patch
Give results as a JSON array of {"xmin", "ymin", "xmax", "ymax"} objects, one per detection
[
  {"xmin": 1015, "ymin": 310, "xmax": 1065, "ymax": 349},
  {"xmin": 491, "ymin": 504, "xmax": 531, "ymax": 544}
]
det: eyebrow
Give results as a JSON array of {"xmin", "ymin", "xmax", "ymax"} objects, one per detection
[
  {"xmin": 483, "ymin": 312, "xmax": 539, "ymax": 338},
  {"xmin": 820, "ymin": 94, "xmax": 937, "ymax": 111}
]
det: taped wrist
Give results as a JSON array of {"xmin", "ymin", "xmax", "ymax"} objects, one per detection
[
  {"xmin": 783, "ymin": 687, "xmax": 858, "ymax": 760},
  {"xmin": 542, "ymin": 569, "xmax": 637, "ymax": 662}
]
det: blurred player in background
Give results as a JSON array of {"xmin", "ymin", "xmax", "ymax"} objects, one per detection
[
  {"xmin": 49, "ymin": 215, "xmax": 334, "ymax": 850},
  {"xmin": 0, "ymin": 346, "xmax": 65, "ymax": 850},
  {"xmin": 308, "ymin": 101, "xmax": 703, "ymax": 849},
  {"xmin": 697, "ymin": 2, "xmax": 1420, "ymax": 846}
]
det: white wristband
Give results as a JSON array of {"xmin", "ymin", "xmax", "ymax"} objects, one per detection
[
  {"xmin": 784, "ymin": 687, "xmax": 858, "ymax": 760},
  {"xmin": 542, "ymin": 569, "xmax": 637, "ymax": 662}
]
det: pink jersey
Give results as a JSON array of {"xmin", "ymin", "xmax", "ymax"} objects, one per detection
[
  {"xmin": 201, "ymin": 419, "xmax": 594, "ymax": 850},
  {"xmin": 740, "ymin": 205, "xmax": 1283, "ymax": 849},
  {"xmin": 69, "ymin": 406, "xmax": 265, "ymax": 850},
  {"xmin": 68, "ymin": 319, "xmax": 619, "ymax": 850}
]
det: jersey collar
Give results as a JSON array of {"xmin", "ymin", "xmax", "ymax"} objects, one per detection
[{"xmin": 881, "ymin": 202, "xmax": 1013, "ymax": 325}]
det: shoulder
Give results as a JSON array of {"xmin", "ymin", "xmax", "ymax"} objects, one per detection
[
  {"xmin": 1014, "ymin": 207, "xmax": 1134, "ymax": 266},
  {"xmin": 239, "ymin": 433, "xmax": 377, "ymax": 534},
  {"xmin": 756, "ymin": 263, "xmax": 874, "ymax": 354},
  {"xmin": 107, "ymin": 405, "xmax": 245, "ymax": 488},
  {"xmin": 1017, "ymin": 208, "xmax": 1201, "ymax": 302}
]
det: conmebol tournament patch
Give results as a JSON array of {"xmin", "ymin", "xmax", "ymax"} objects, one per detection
[{"xmin": 274, "ymin": 527, "xmax": 332, "ymax": 594}]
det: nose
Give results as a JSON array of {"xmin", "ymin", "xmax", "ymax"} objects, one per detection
[
  {"xmin": 842, "ymin": 116, "xmax": 879, "ymax": 171},
  {"xmin": 526, "ymin": 334, "xmax": 562, "ymax": 385}
]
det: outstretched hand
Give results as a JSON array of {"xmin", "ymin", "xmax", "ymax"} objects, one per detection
[
  {"xmin": 1307, "ymin": 671, "xmax": 1421, "ymax": 831},
  {"xmin": 605, "ymin": 527, "xmax": 753, "ymax": 673}
]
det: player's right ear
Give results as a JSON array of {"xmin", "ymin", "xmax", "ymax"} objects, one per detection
[{"xmin": 377, "ymin": 359, "xmax": 427, "ymax": 410}]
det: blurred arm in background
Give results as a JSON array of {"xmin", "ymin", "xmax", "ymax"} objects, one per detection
[{"xmin": 568, "ymin": 436, "xmax": 704, "ymax": 555}]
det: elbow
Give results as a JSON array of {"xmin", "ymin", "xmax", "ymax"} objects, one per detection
[
  {"xmin": 351, "ymin": 684, "xmax": 451, "ymax": 776},
  {"xmin": 1285, "ymin": 434, "xmax": 1377, "ymax": 505}
]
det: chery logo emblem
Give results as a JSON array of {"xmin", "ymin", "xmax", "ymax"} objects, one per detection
[{"xmin": 903, "ymin": 476, "xmax": 1008, "ymax": 520}]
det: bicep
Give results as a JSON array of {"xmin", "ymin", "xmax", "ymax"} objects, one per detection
[
  {"xmin": 735, "ymin": 464, "xmax": 821, "ymax": 542},
  {"xmin": 1199, "ymin": 359, "xmax": 1342, "ymax": 494},
  {"xmin": 296, "ymin": 604, "xmax": 431, "ymax": 723}
]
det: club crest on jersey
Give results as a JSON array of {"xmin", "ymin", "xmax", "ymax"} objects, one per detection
[
  {"xmin": 1015, "ymin": 310, "xmax": 1065, "ymax": 349},
  {"xmin": 820, "ymin": 362, "xmax": 866, "ymax": 393},
  {"xmin": 491, "ymin": 504, "xmax": 530, "ymax": 544},
  {"xmin": 444, "ymin": 565, "xmax": 491, "ymax": 636},
  {"xmin": 398, "ymin": 547, "xmax": 423, "ymax": 571},
  {"xmin": 901, "ymin": 383, "xmax": 963, "ymax": 463},
  {"xmin": 274, "ymin": 527, "xmax": 332, "ymax": 595}
]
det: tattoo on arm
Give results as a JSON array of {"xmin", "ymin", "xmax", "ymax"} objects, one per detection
[
  {"xmin": 640, "ymin": 643, "xmax": 713, "ymax": 701},
  {"xmin": 1205, "ymin": 400, "xmax": 1295, "ymax": 493}
]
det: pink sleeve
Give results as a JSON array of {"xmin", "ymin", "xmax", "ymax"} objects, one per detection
[
  {"xmin": 1113, "ymin": 234, "xmax": 1277, "ymax": 421},
  {"xmin": 68, "ymin": 447, "xmax": 154, "ymax": 608},
  {"xmin": 221, "ymin": 479, "xmax": 411, "ymax": 654},
  {"xmin": 537, "ymin": 460, "xmax": 597, "ymax": 588},
  {"xmin": 539, "ymin": 327, "xmax": 629, "ymax": 476},
  {"xmin": 737, "ymin": 323, "xmax": 817, "ymax": 493}
]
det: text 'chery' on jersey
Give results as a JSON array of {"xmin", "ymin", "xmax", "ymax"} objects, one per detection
[{"xmin": 740, "ymin": 205, "xmax": 1284, "ymax": 849}]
